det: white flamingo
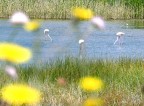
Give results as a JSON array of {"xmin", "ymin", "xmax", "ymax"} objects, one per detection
[
  {"xmin": 44, "ymin": 29, "xmax": 52, "ymax": 41},
  {"xmin": 114, "ymin": 32, "xmax": 125, "ymax": 45}
]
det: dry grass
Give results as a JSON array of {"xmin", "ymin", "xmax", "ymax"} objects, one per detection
[
  {"xmin": 0, "ymin": 0, "xmax": 143, "ymax": 19},
  {"xmin": 0, "ymin": 58, "xmax": 143, "ymax": 105}
]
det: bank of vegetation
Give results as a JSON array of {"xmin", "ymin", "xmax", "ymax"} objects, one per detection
[
  {"xmin": 1, "ymin": 57, "xmax": 144, "ymax": 105},
  {"xmin": 0, "ymin": 0, "xmax": 143, "ymax": 19}
]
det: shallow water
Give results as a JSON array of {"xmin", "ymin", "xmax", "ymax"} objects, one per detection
[{"xmin": 0, "ymin": 19, "xmax": 144, "ymax": 63}]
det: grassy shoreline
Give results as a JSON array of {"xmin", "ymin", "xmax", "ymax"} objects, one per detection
[
  {"xmin": 1, "ymin": 57, "xmax": 144, "ymax": 105},
  {"xmin": 0, "ymin": 0, "xmax": 143, "ymax": 20}
]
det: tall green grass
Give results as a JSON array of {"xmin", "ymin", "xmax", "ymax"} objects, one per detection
[
  {"xmin": 0, "ymin": 0, "xmax": 143, "ymax": 19},
  {"xmin": 1, "ymin": 57, "xmax": 144, "ymax": 105}
]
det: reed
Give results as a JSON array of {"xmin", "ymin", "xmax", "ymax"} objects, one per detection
[
  {"xmin": 0, "ymin": 0, "xmax": 143, "ymax": 19},
  {"xmin": 0, "ymin": 57, "xmax": 144, "ymax": 105}
]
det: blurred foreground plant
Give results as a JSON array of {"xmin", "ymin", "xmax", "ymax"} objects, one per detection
[
  {"xmin": 79, "ymin": 76, "xmax": 104, "ymax": 92},
  {"xmin": 0, "ymin": 11, "xmax": 42, "ymax": 106},
  {"xmin": 7, "ymin": 11, "xmax": 30, "ymax": 42},
  {"xmin": 72, "ymin": 7, "xmax": 93, "ymax": 20},
  {"xmin": 0, "ymin": 42, "xmax": 32, "ymax": 64},
  {"xmin": 9, "ymin": 11, "xmax": 30, "ymax": 25},
  {"xmin": 24, "ymin": 20, "xmax": 40, "ymax": 32},
  {"xmin": 71, "ymin": 7, "xmax": 105, "ymax": 106},
  {"xmin": 71, "ymin": 7, "xmax": 105, "ymax": 59},
  {"xmin": 83, "ymin": 97, "xmax": 104, "ymax": 106},
  {"xmin": 4, "ymin": 65, "xmax": 18, "ymax": 80},
  {"xmin": 79, "ymin": 76, "xmax": 104, "ymax": 106},
  {"xmin": 1, "ymin": 84, "xmax": 41, "ymax": 106}
]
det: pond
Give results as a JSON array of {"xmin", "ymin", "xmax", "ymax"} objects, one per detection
[{"xmin": 0, "ymin": 19, "xmax": 144, "ymax": 63}]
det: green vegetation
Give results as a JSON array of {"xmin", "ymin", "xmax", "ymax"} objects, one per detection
[
  {"xmin": 0, "ymin": 0, "xmax": 143, "ymax": 19},
  {"xmin": 1, "ymin": 57, "xmax": 144, "ymax": 105}
]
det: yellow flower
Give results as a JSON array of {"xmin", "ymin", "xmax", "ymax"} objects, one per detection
[
  {"xmin": 1, "ymin": 84, "xmax": 41, "ymax": 105},
  {"xmin": 72, "ymin": 7, "xmax": 93, "ymax": 20},
  {"xmin": 83, "ymin": 98, "xmax": 104, "ymax": 106},
  {"xmin": 24, "ymin": 20, "xmax": 40, "ymax": 31},
  {"xmin": 0, "ymin": 42, "xmax": 32, "ymax": 64},
  {"xmin": 79, "ymin": 76, "xmax": 103, "ymax": 91}
]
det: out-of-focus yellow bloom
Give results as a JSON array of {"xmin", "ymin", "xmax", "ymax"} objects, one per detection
[
  {"xmin": 0, "ymin": 42, "xmax": 32, "ymax": 64},
  {"xmin": 72, "ymin": 7, "xmax": 93, "ymax": 20},
  {"xmin": 83, "ymin": 98, "xmax": 104, "ymax": 106},
  {"xmin": 24, "ymin": 21, "xmax": 40, "ymax": 31},
  {"xmin": 1, "ymin": 84, "xmax": 41, "ymax": 105},
  {"xmin": 79, "ymin": 76, "xmax": 103, "ymax": 91}
]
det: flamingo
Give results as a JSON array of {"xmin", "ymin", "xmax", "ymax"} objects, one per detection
[
  {"xmin": 114, "ymin": 32, "xmax": 125, "ymax": 45},
  {"xmin": 44, "ymin": 29, "xmax": 52, "ymax": 41}
]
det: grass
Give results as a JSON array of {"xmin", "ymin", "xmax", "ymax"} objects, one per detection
[
  {"xmin": 1, "ymin": 57, "xmax": 144, "ymax": 105},
  {"xmin": 0, "ymin": 0, "xmax": 143, "ymax": 19},
  {"xmin": 0, "ymin": 1, "xmax": 143, "ymax": 105}
]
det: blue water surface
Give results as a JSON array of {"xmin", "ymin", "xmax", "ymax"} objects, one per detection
[{"xmin": 0, "ymin": 19, "xmax": 144, "ymax": 63}]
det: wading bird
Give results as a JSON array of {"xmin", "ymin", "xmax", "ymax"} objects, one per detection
[
  {"xmin": 114, "ymin": 32, "xmax": 125, "ymax": 45},
  {"xmin": 44, "ymin": 29, "xmax": 52, "ymax": 41}
]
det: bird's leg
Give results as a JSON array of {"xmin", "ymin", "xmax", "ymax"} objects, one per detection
[
  {"xmin": 118, "ymin": 36, "xmax": 122, "ymax": 45},
  {"xmin": 114, "ymin": 36, "xmax": 119, "ymax": 45},
  {"xmin": 120, "ymin": 36, "xmax": 123, "ymax": 45},
  {"xmin": 79, "ymin": 43, "xmax": 82, "ymax": 59},
  {"xmin": 44, "ymin": 32, "xmax": 52, "ymax": 41},
  {"xmin": 47, "ymin": 34, "xmax": 53, "ymax": 42},
  {"xmin": 118, "ymin": 36, "xmax": 121, "ymax": 45},
  {"xmin": 79, "ymin": 43, "xmax": 84, "ymax": 59}
]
